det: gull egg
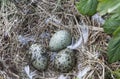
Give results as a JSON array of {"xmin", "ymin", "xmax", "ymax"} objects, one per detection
[
  {"xmin": 54, "ymin": 48, "xmax": 75, "ymax": 73},
  {"xmin": 29, "ymin": 44, "xmax": 48, "ymax": 71},
  {"xmin": 49, "ymin": 30, "xmax": 72, "ymax": 52}
]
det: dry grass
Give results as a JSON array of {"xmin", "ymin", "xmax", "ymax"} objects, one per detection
[{"xmin": 0, "ymin": 0, "xmax": 116, "ymax": 79}]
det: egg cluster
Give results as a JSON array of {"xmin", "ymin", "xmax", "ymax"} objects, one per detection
[{"xmin": 29, "ymin": 30, "xmax": 76, "ymax": 73}]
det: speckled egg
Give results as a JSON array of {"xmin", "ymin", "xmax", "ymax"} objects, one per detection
[
  {"xmin": 32, "ymin": 54, "xmax": 48, "ymax": 71},
  {"xmin": 29, "ymin": 44, "xmax": 45, "ymax": 60},
  {"xmin": 29, "ymin": 44, "xmax": 48, "ymax": 71},
  {"xmin": 49, "ymin": 30, "xmax": 72, "ymax": 52},
  {"xmin": 54, "ymin": 48, "xmax": 75, "ymax": 73}
]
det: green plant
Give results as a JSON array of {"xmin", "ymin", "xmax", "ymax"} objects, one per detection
[
  {"xmin": 76, "ymin": 0, "xmax": 120, "ymax": 63},
  {"xmin": 76, "ymin": 0, "xmax": 98, "ymax": 16},
  {"xmin": 112, "ymin": 69, "xmax": 120, "ymax": 79}
]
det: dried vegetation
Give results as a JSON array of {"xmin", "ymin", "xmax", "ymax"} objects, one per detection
[{"xmin": 0, "ymin": 0, "xmax": 116, "ymax": 79}]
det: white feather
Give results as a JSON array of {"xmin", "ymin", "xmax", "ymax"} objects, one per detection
[{"xmin": 24, "ymin": 65, "xmax": 37, "ymax": 79}]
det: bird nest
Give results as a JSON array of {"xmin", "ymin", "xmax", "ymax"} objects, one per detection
[{"xmin": 0, "ymin": 0, "xmax": 114, "ymax": 79}]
